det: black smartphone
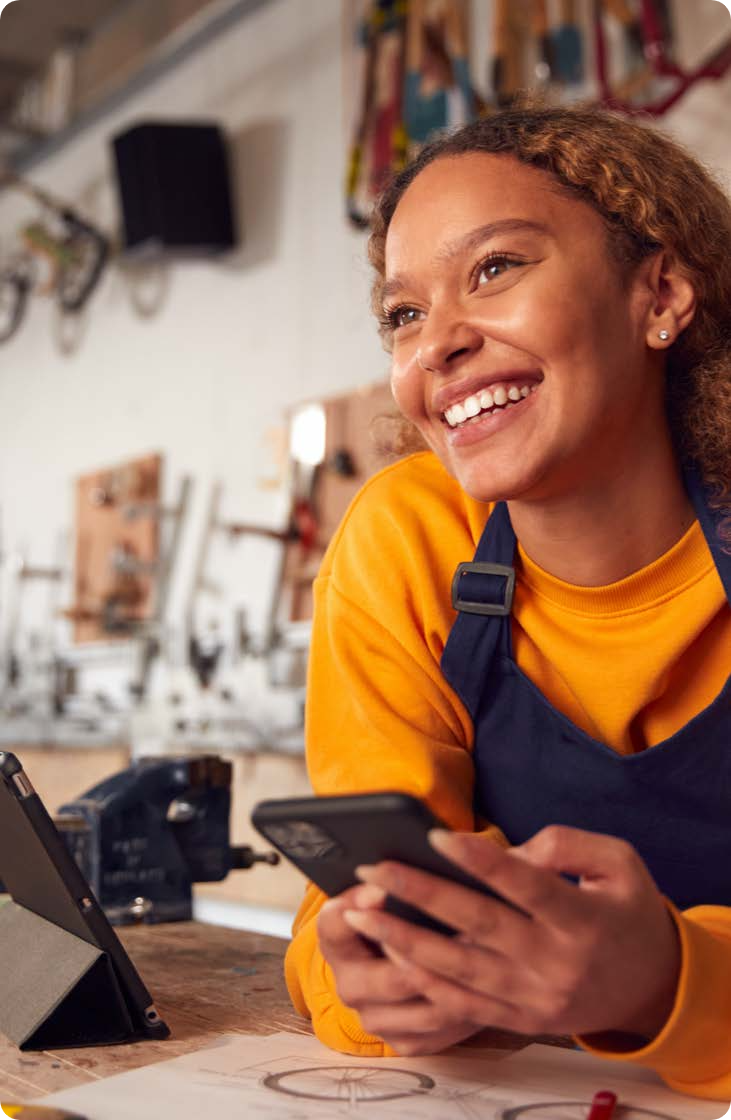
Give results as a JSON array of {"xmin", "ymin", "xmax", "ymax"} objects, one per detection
[
  {"xmin": 251, "ymin": 791, "xmax": 515, "ymax": 935},
  {"xmin": 0, "ymin": 751, "xmax": 169, "ymax": 1044}
]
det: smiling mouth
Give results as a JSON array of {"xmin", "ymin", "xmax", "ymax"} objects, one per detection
[{"xmin": 441, "ymin": 381, "xmax": 539, "ymax": 429}]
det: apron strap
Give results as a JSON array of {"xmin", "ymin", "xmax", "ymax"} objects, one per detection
[
  {"xmin": 442, "ymin": 502, "xmax": 515, "ymax": 718},
  {"xmin": 684, "ymin": 466, "xmax": 731, "ymax": 603},
  {"xmin": 442, "ymin": 470, "xmax": 731, "ymax": 720}
]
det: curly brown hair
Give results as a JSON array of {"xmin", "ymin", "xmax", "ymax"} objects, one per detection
[{"xmin": 367, "ymin": 102, "xmax": 731, "ymax": 533}]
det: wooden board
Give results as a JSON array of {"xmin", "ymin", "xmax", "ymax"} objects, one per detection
[{"xmin": 71, "ymin": 453, "xmax": 161, "ymax": 643}]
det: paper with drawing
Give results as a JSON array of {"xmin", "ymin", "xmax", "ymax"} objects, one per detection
[{"xmin": 36, "ymin": 1032, "xmax": 730, "ymax": 1120}]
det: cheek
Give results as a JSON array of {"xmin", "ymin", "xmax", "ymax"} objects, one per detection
[
  {"xmin": 545, "ymin": 274, "xmax": 636, "ymax": 358},
  {"xmin": 390, "ymin": 357, "xmax": 425, "ymax": 423}
]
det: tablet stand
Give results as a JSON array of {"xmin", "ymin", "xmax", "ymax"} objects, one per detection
[{"xmin": 0, "ymin": 900, "xmax": 135, "ymax": 1049}]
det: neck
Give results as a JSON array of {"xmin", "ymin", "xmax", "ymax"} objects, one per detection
[{"xmin": 507, "ymin": 449, "xmax": 695, "ymax": 588}]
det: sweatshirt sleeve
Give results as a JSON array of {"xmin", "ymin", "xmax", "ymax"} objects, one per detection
[
  {"xmin": 283, "ymin": 459, "xmax": 502, "ymax": 1053},
  {"xmin": 283, "ymin": 575, "xmax": 482, "ymax": 1053},
  {"xmin": 578, "ymin": 904, "xmax": 731, "ymax": 1101},
  {"xmin": 285, "ymin": 882, "xmax": 394, "ymax": 1055}
]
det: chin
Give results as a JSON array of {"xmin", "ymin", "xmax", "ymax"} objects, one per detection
[{"xmin": 450, "ymin": 458, "xmax": 545, "ymax": 506}]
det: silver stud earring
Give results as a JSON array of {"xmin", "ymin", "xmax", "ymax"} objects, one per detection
[{"xmin": 658, "ymin": 329, "xmax": 670, "ymax": 341}]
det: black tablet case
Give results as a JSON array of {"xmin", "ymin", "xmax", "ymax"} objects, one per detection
[
  {"xmin": 0, "ymin": 753, "xmax": 168, "ymax": 1050},
  {"xmin": 0, "ymin": 900, "xmax": 134, "ymax": 1049}
]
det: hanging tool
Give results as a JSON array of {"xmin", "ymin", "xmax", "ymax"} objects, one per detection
[
  {"xmin": 346, "ymin": 0, "xmax": 408, "ymax": 227},
  {"xmin": 61, "ymin": 474, "xmax": 191, "ymax": 702},
  {"xmin": 551, "ymin": 0, "xmax": 585, "ymax": 84},
  {"xmin": 224, "ymin": 497, "xmax": 319, "ymax": 554},
  {"xmin": 403, "ymin": 0, "xmax": 478, "ymax": 146},
  {"xmin": 594, "ymin": 0, "xmax": 731, "ymax": 115},
  {"xmin": 490, "ymin": 0, "xmax": 513, "ymax": 105},
  {"xmin": 1, "ymin": 554, "xmax": 64, "ymax": 693},
  {"xmin": 193, "ymin": 458, "xmax": 321, "ymax": 678},
  {"xmin": 602, "ymin": 0, "xmax": 646, "ymax": 82},
  {"xmin": 346, "ymin": 2, "xmax": 381, "ymax": 227},
  {"xmin": 127, "ymin": 474, "xmax": 192, "ymax": 699},
  {"xmin": 491, "ymin": 0, "xmax": 533, "ymax": 106},
  {"xmin": 0, "ymin": 171, "xmax": 110, "ymax": 313},
  {"xmin": 369, "ymin": 2, "xmax": 408, "ymax": 194},
  {"xmin": 129, "ymin": 475, "xmax": 192, "ymax": 630},
  {"xmin": 0, "ymin": 256, "xmax": 33, "ymax": 344},
  {"xmin": 531, "ymin": 0, "xmax": 555, "ymax": 88}
]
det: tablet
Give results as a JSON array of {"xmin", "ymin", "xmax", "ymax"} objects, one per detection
[{"xmin": 0, "ymin": 751, "xmax": 169, "ymax": 1043}]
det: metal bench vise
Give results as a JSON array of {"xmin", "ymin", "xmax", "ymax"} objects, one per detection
[{"xmin": 55, "ymin": 755, "xmax": 278, "ymax": 925}]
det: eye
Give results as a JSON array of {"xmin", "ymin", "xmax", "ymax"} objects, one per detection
[
  {"xmin": 475, "ymin": 253, "xmax": 524, "ymax": 286},
  {"xmin": 380, "ymin": 305, "xmax": 423, "ymax": 332}
]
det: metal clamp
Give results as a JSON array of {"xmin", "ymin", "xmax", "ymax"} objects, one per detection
[{"xmin": 451, "ymin": 561, "xmax": 515, "ymax": 616}]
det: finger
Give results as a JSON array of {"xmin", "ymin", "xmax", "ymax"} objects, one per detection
[
  {"xmin": 512, "ymin": 825, "xmax": 646, "ymax": 891},
  {"xmin": 383, "ymin": 1021, "xmax": 478, "ymax": 1057},
  {"xmin": 334, "ymin": 955, "xmax": 424, "ymax": 1006},
  {"xmin": 353, "ymin": 883, "xmax": 388, "ymax": 908},
  {"xmin": 344, "ymin": 906, "xmax": 527, "ymax": 1007},
  {"xmin": 319, "ymin": 892, "xmax": 424, "ymax": 1003},
  {"xmin": 357, "ymin": 997, "xmax": 475, "ymax": 1038},
  {"xmin": 356, "ymin": 965, "xmax": 521, "ymax": 1038},
  {"xmin": 429, "ymin": 830, "xmax": 588, "ymax": 926},
  {"xmin": 318, "ymin": 896, "xmax": 381, "ymax": 963},
  {"xmin": 355, "ymin": 859, "xmax": 531, "ymax": 950}
]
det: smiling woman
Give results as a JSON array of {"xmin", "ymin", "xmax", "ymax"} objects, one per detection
[
  {"xmin": 284, "ymin": 103, "xmax": 731, "ymax": 1103},
  {"xmin": 371, "ymin": 104, "xmax": 731, "ymax": 541}
]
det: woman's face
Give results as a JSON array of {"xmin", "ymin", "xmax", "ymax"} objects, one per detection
[{"xmin": 384, "ymin": 153, "xmax": 666, "ymax": 505}]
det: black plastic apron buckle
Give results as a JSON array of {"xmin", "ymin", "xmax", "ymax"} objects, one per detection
[{"xmin": 451, "ymin": 561, "xmax": 515, "ymax": 616}]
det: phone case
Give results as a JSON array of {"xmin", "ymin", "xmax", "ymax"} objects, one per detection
[{"xmin": 252, "ymin": 791, "xmax": 512, "ymax": 934}]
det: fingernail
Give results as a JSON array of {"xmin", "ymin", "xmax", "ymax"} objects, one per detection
[
  {"xmin": 428, "ymin": 828, "xmax": 453, "ymax": 852},
  {"xmin": 355, "ymin": 864, "xmax": 378, "ymax": 882},
  {"xmin": 343, "ymin": 909, "xmax": 370, "ymax": 932},
  {"xmin": 354, "ymin": 883, "xmax": 387, "ymax": 907}
]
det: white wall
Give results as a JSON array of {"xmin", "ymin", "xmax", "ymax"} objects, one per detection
[
  {"xmin": 0, "ymin": 0, "xmax": 387, "ymax": 735},
  {"xmin": 0, "ymin": 0, "xmax": 729, "ymax": 742}
]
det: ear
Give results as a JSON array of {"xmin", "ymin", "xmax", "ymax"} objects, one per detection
[{"xmin": 641, "ymin": 250, "xmax": 697, "ymax": 351}]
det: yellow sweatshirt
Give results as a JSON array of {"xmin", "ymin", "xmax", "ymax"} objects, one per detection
[{"xmin": 285, "ymin": 451, "xmax": 731, "ymax": 1099}]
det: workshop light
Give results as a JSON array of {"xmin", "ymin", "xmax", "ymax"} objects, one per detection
[{"xmin": 290, "ymin": 403, "xmax": 326, "ymax": 467}]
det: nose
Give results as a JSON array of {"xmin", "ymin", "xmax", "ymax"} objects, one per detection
[{"xmin": 416, "ymin": 306, "xmax": 483, "ymax": 374}]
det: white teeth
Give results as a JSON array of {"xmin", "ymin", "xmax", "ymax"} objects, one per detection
[
  {"xmin": 443, "ymin": 383, "xmax": 537, "ymax": 427},
  {"xmin": 463, "ymin": 394, "xmax": 481, "ymax": 418}
]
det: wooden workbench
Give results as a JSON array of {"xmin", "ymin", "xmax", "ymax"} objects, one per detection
[
  {"xmin": 0, "ymin": 921, "xmax": 308, "ymax": 1103},
  {"xmin": 0, "ymin": 920, "xmax": 570, "ymax": 1104}
]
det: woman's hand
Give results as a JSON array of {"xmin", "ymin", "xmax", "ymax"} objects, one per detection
[
  {"xmin": 317, "ymin": 882, "xmax": 479, "ymax": 1053},
  {"xmin": 338, "ymin": 826, "xmax": 681, "ymax": 1053}
]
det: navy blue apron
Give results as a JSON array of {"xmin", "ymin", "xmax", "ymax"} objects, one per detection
[{"xmin": 441, "ymin": 471, "xmax": 731, "ymax": 911}]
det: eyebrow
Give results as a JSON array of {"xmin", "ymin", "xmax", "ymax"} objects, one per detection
[{"xmin": 380, "ymin": 218, "xmax": 551, "ymax": 305}]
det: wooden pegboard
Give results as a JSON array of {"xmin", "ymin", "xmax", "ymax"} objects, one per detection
[{"xmin": 70, "ymin": 453, "xmax": 161, "ymax": 643}]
